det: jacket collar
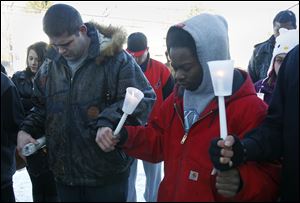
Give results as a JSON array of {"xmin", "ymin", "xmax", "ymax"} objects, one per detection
[{"xmin": 46, "ymin": 22, "xmax": 127, "ymax": 65}]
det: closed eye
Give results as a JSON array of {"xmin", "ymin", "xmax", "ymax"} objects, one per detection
[{"xmin": 52, "ymin": 39, "xmax": 74, "ymax": 49}]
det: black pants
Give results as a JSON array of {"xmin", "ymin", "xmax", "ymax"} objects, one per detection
[
  {"xmin": 28, "ymin": 169, "xmax": 58, "ymax": 202},
  {"xmin": 26, "ymin": 149, "xmax": 58, "ymax": 202},
  {"xmin": 56, "ymin": 179, "xmax": 128, "ymax": 202},
  {"xmin": 1, "ymin": 183, "xmax": 15, "ymax": 202}
]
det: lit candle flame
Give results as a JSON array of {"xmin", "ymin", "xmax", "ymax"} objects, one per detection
[{"xmin": 216, "ymin": 70, "xmax": 224, "ymax": 77}]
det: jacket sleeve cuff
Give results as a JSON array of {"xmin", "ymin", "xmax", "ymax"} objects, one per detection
[
  {"xmin": 241, "ymin": 138, "xmax": 262, "ymax": 161},
  {"xmin": 116, "ymin": 127, "xmax": 128, "ymax": 147},
  {"xmin": 20, "ymin": 123, "xmax": 35, "ymax": 137},
  {"xmin": 96, "ymin": 118, "xmax": 115, "ymax": 130}
]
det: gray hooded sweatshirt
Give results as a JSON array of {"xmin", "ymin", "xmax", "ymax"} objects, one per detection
[{"xmin": 181, "ymin": 14, "xmax": 231, "ymax": 132}]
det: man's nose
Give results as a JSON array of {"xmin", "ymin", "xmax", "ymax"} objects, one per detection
[
  {"xmin": 175, "ymin": 70, "xmax": 185, "ymax": 81},
  {"xmin": 58, "ymin": 47, "xmax": 67, "ymax": 55}
]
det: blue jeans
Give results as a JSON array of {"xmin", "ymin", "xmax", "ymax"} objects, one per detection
[
  {"xmin": 56, "ymin": 178, "xmax": 128, "ymax": 202},
  {"xmin": 127, "ymin": 159, "xmax": 161, "ymax": 202}
]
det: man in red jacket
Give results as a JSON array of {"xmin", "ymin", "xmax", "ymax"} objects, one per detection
[
  {"xmin": 126, "ymin": 32, "xmax": 174, "ymax": 202},
  {"xmin": 96, "ymin": 14, "xmax": 280, "ymax": 201}
]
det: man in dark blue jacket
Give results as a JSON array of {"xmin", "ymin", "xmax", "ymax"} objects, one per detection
[{"xmin": 16, "ymin": 4, "xmax": 155, "ymax": 202}]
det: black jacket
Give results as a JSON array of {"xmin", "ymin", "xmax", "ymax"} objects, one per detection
[
  {"xmin": 244, "ymin": 45, "xmax": 299, "ymax": 201},
  {"xmin": 247, "ymin": 35, "xmax": 275, "ymax": 83},
  {"xmin": 1, "ymin": 73, "xmax": 24, "ymax": 188},
  {"xmin": 20, "ymin": 22, "xmax": 156, "ymax": 186},
  {"xmin": 12, "ymin": 68, "xmax": 35, "ymax": 115}
]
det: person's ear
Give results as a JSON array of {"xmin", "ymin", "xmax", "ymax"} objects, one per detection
[
  {"xmin": 79, "ymin": 25, "xmax": 87, "ymax": 34},
  {"xmin": 145, "ymin": 47, "xmax": 149, "ymax": 55}
]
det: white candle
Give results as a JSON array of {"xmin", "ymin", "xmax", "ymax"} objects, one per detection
[
  {"xmin": 218, "ymin": 96, "xmax": 227, "ymax": 140},
  {"xmin": 216, "ymin": 70, "xmax": 225, "ymax": 93},
  {"xmin": 207, "ymin": 60, "xmax": 234, "ymax": 175},
  {"xmin": 113, "ymin": 113, "xmax": 128, "ymax": 136},
  {"xmin": 113, "ymin": 88, "xmax": 143, "ymax": 136},
  {"xmin": 22, "ymin": 136, "xmax": 46, "ymax": 156},
  {"xmin": 127, "ymin": 91, "xmax": 139, "ymax": 106},
  {"xmin": 216, "ymin": 70, "xmax": 224, "ymax": 77},
  {"xmin": 211, "ymin": 96, "xmax": 228, "ymax": 175}
]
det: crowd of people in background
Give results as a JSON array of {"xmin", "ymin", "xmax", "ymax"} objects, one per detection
[
  {"xmin": 247, "ymin": 10, "xmax": 297, "ymax": 83},
  {"xmin": 1, "ymin": 3, "xmax": 298, "ymax": 202}
]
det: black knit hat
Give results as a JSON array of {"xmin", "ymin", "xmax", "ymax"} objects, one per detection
[{"xmin": 127, "ymin": 32, "xmax": 148, "ymax": 57}]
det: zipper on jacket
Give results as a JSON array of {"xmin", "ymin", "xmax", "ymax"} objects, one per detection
[
  {"xmin": 194, "ymin": 110, "xmax": 214, "ymax": 126},
  {"xmin": 180, "ymin": 133, "xmax": 188, "ymax": 144},
  {"xmin": 64, "ymin": 63, "xmax": 74, "ymax": 184},
  {"xmin": 174, "ymin": 102, "xmax": 215, "ymax": 144},
  {"xmin": 174, "ymin": 103, "xmax": 184, "ymax": 128},
  {"xmin": 174, "ymin": 103, "xmax": 188, "ymax": 145}
]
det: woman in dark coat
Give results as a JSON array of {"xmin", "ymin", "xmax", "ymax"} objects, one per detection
[{"xmin": 12, "ymin": 42, "xmax": 58, "ymax": 202}]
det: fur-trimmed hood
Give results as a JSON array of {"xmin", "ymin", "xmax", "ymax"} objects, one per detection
[
  {"xmin": 46, "ymin": 22, "xmax": 127, "ymax": 65},
  {"xmin": 87, "ymin": 22, "xmax": 127, "ymax": 64}
]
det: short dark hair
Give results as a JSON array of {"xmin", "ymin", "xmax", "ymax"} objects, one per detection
[
  {"xmin": 26, "ymin": 41, "xmax": 48, "ymax": 67},
  {"xmin": 166, "ymin": 26, "xmax": 197, "ymax": 57},
  {"xmin": 43, "ymin": 4, "xmax": 83, "ymax": 37},
  {"xmin": 127, "ymin": 32, "xmax": 148, "ymax": 52},
  {"xmin": 273, "ymin": 10, "xmax": 297, "ymax": 28}
]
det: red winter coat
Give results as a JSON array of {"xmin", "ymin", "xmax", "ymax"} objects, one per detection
[
  {"xmin": 144, "ymin": 58, "xmax": 174, "ymax": 121},
  {"xmin": 124, "ymin": 70, "xmax": 280, "ymax": 201}
]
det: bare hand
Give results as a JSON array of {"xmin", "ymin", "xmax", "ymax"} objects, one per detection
[
  {"xmin": 95, "ymin": 127, "xmax": 119, "ymax": 152},
  {"xmin": 17, "ymin": 130, "xmax": 38, "ymax": 161},
  {"xmin": 216, "ymin": 168, "xmax": 241, "ymax": 197}
]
